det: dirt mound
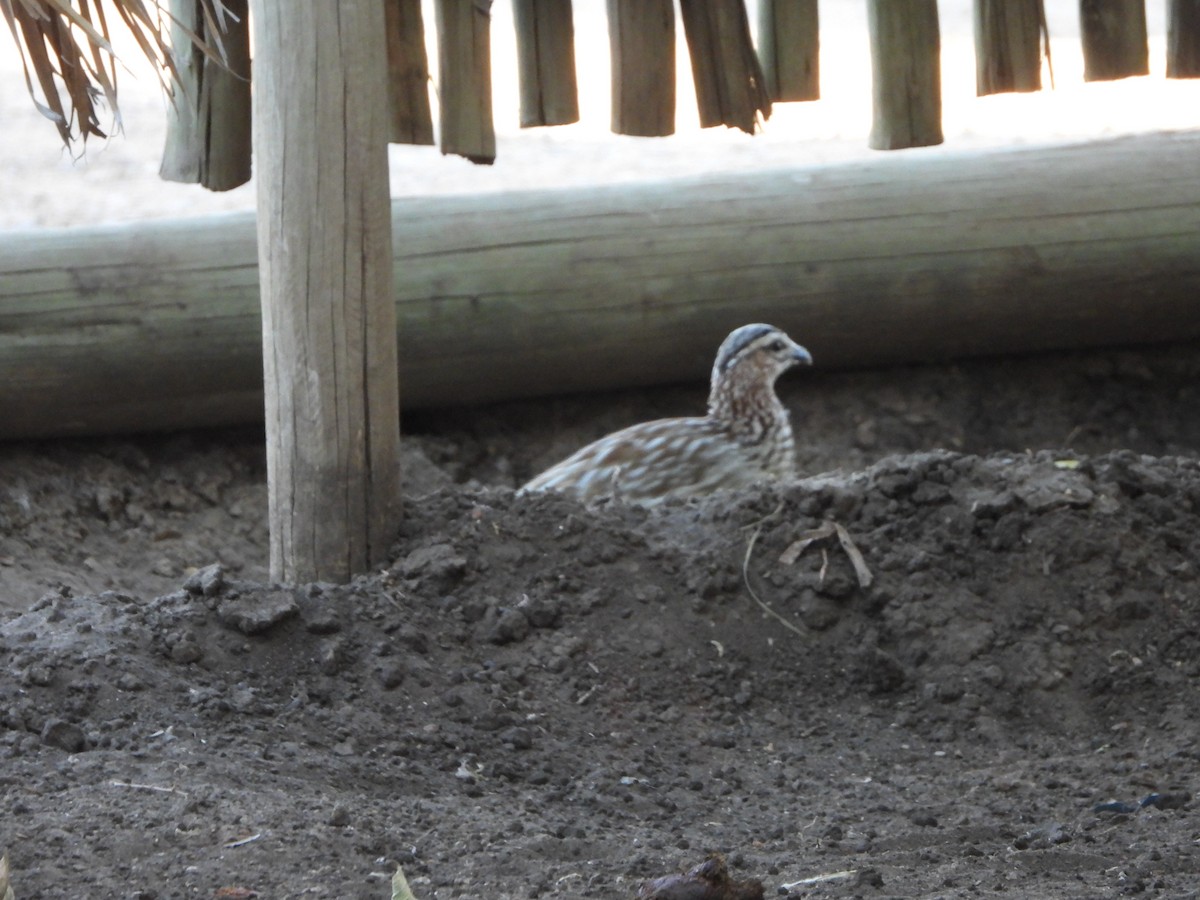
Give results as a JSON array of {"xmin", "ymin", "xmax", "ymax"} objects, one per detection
[{"xmin": 2, "ymin": 446, "xmax": 1197, "ymax": 898}]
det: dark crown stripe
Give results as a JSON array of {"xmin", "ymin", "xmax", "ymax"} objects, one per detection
[{"xmin": 716, "ymin": 323, "xmax": 778, "ymax": 372}]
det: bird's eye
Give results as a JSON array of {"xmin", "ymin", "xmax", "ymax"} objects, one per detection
[{"xmin": 768, "ymin": 340, "xmax": 785, "ymax": 352}]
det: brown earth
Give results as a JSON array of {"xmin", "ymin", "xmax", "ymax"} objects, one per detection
[{"xmin": 1, "ymin": 341, "xmax": 1198, "ymax": 899}]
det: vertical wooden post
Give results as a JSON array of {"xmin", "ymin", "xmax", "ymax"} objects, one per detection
[
  {"xmin": 384, "ymin": 0, "xmax": 435, "ymax": 145},
  {"xmin": 250, "ymin": 1, "xmax": 401, "ymax": 584},
  {"xmin": 1168, "ymin": 0, "xmax": 1200, "ymax": 78},
  {"xmin": 607, "ymin": 0, "xmax": 675, "ymax": 136},
  {"xmin": 679, "ymin": 0, "xmax": 771, "ymax": 133},
  {"xmin": 974, "ymin": 0, "xmax": 1045, "ymax": 95},
  {"xmin": 513, "ymin": 0, "xmax": 580, "ymax": 127},
  {"xmin": 757, "ymin": 0, "xmax": 819, "ymax": 102},
  {"xmin": 436, "ymin": 0, "xmax": 496, "ymax": 164},
  {"xmin": 867, "ymin": 0, "xmax": 943, "ymax": 150},
  {"xmin": 1080, "ymin": 0, "xmax": 1149, "ymax": 81},
  {"xmin": 160, "ymin": 0, "xmax": 251, "ymax": 191}
]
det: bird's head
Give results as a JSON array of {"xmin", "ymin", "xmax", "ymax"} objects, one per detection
[{"xmin": 712, "ymin": 323, "xmax": 812, "ymax": 386}]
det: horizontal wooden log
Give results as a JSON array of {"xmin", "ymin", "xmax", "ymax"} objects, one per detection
[{"xmin": 2, "ymin": 132, "xmax": 1200, "ymax": 440}]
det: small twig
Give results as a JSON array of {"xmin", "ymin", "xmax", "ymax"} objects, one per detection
[
  {"xmin": 224, "ymin": 833, "xmax": 262, "ymax": 849},
  {"xmin": 742, "ymin": 526, "xmax": 806, "ymax": 638},
  {"xmin": 781, "ymin": 869, "xmax": 857, "ymax": 889},
  {"xmin": 109, "ymin": 780, "xmax": 187, "ymax": 796},
  {"xmin": 575, "ymin": 685, "xmax": 598, "ymax": 705},
  {"xmin": 739, "ymin": 501, "xmax": 785, "ymax": 532}
]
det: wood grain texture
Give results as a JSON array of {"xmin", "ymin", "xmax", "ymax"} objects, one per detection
[
  {"xmin": 513, "ymin": 0, "xmax": 579, "ymax": 127},
  {"xmin": 867, "ymin": 0, "xmax": 943, "ymax": 150},
  {"xmin": 1168, "ymin": 0, "xmax": 1200, "ymax": 77},
  {"xmin": 436, "ymin": 0, "xmax": 496, "ymax": 163},
  {"xmin": 384, "ymin": 0, "xmax": 435, "ymax": 145},
  {"xmin": 3, "ymin": 134, "xmax": 1200, "ymax": 440},
  {"xmin": 159, "ymin": 0, "xmax": 251, "ymax": 191},
  {"xmin": 757, "ymin": 0, "xmax": 819, "ymax": 103},
  {"xmin": 249, "ymin": 1, "xmax": 400, "ymax": 583},
  {"xmin": 974, "ymin": 0, "xmax": 1044, "ymax": 95},
  {"xmin": 679, "ymin": 0, "xmax": 771, "ymax": 133},
  {"xmin": 1080, "ymin": 0, "xmax": 1149, "ymax": 81},
  {"xmin": 607, "ymin": 0, "xmax": 675, "ymax": 136}
]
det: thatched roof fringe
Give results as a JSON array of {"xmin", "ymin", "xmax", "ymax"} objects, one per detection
[{"xmin": 2, "ymin": 0, "xmax": 231, "ymax": 150}]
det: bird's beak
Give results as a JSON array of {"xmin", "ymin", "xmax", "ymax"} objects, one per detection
[{"xmin": 792, "ymin": 344, "xmax": 813, "ymax": 366}]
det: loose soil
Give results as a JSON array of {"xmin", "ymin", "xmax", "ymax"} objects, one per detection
[{"xmin": 1, "ymin": 342, "xmax": 1198, "ymax": 899}]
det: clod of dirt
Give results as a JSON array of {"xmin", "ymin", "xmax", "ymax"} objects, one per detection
[
  {"xmin": 216, "ymin": 588, "xmax": 298, "ymax": 634},
  {"xmin": 40, "ymin": 719, "xmax": 87, "ymax": 753},
  {"xmin": 182, "ymin": 562, "xmax": 226, "ymax": 596},
  {"xmin": 637, "ymin": 854, "xmax": 764, "ymax": 900}
]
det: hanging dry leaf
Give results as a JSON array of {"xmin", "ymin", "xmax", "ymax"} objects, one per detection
[{"xmin": 0, "ymin": 0, "xmax": 232, "ymax": 148}]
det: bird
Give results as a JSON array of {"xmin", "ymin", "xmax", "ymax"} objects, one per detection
[{"xmin": 520, "ymin": 323, "xmax": 813, "ymax": 506}]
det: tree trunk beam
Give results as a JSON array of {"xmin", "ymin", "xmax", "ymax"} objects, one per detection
[
  {"xmin": 1080, "ymin": 0, "xmax": 1149, "ymax": 81},
  {"xmin": 436, "ymin": 0, "xmax": 496, "ymax": 164},
  {"xmin": 2, "ymin": 133, "xmax": 1200, "ymax": 440},
  {"xmin": 607, "ymin": 0, "xmax": 675, "ymax": 136},
  {"xmin": 679, "ymin": 0, "xmax": 771, "ymax": 133},
  {"xmin": 758, "ymin": 0, "xmax": 819, "ymax": 103},
  {"xmin": 867, "ymin": 0, "xmax": 943, "ymax": 150},
  {"xmin": 1168, "ymin": 0, "xmax": 1200, "ymax": 78},
  {"xmin": 514, "ymin": 0, "xmax": 579, "ymax": 127},
  {"xmin": 384, "ymin": 0, "xmax": 435, "ymax": 145},
  {"xmin": 974, "ymin": 0, "xmax": 1045, "ymax": 95},
  {"xmin": 250, "ymin": 1, "xmax": 400, "ymax": 584},
  {"xmin": 160, "ymin": 0, "xmax": 252, "ymax": 191}
]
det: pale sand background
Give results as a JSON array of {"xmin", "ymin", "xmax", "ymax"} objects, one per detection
[{"xmin": 1, "ymin": 1, "xmax": 1198, "ymax": 230}]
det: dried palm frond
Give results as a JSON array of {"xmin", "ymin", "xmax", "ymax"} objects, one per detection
[{"xmin": 1, "ymin": 0, "xmax": 232, "ymax": 150}]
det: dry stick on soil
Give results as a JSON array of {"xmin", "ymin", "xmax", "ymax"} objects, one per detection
[
  {"xmin": 781, "ymin": 869, "xmax": 857, "ymax": 890},
  {"xmin": 742, "ymin": 525, "xmax": 807, "ymax": 638},
  {"xmin": 109, "ymin": 780, "xmax": 188, "ymax": 796}
]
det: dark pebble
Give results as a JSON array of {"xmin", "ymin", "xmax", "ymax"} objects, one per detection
[
  {"xmin": 487, "ymin": 608, "xmax": 531, "ymax": 645},
  {"xmin": 42, "ymin": 719, "xmax": 88, "ymax": 753}
]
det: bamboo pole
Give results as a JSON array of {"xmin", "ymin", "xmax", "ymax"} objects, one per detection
[
  {"xmin": 974, "ymin": 0, "xmax": 1045, "ymax": 95},
  {"xmin": 435, "ymin": 0, "xmax": 496, "ymax": 163},
  {"xmin": 607, "ymin": 0, "xmax": 675, "ymax": 136},
  {"xmin": 384, "ymin": 0, "xmax": 434, "ymax": 144},
  {"xmin": 513, "ymin": 0, "xmax": 579, "ymax": 127},
  {"xmin": 249, "ymin": 2, "xmax": 400, "ymax": 584},
  {"xmin": 867, "ymin": 0, "xmax": 943, "ymax": 150},
  {"xmin": 3, "ymin": 133, "xmax": 1200, "ymax": 440},
  {"xmin": 1080, "ymin": 0, "xmax": 1149, "ymax": 81},
  {"xmin": 159, "ymin": 0, "xmax": 251, "ymax": 191},
  {"xmin": 679, "ymin": 0, "xmax": 771, "ymax": 133},
  {"xmin": 1168, "ymin": 0, "xmax": 1200, "ymax": 78},
  {"xmin": 757, "ymin": 0, "xmax": 819, "ymax": 103}
]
